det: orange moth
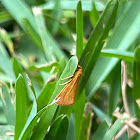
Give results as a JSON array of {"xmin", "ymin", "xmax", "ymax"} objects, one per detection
[{"xmin": 55, "ymin": 64, "xmax": 82, "ymax": 106}]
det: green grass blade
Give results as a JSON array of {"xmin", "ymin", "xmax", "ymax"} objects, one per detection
[
  {"xmin": 87, "ymin": 0, "xmax": 140, "ymax": 100},
  {"xmin": 19, "ymin": 103, "xmax": 56, "ymax": 140},
  {"xmin": 42, "ymin": 1, "xmax": 105, "ymax": 12},
  {"xmin": 76, "ymin": 1, "xmax": 83, "ymax": 59},
  {"xmin": 57, "ymin": 57, "xmax": 67, "ymax": 78},
  {"xmin": 55, "ymin": 106, "xmax": 73, "ymax": 119},
  {"xmin": 12, "ymin": 57, "xmax": 23, "ymax": 78},
  {"xmin": 26, "ymin": 74, "xmax": 36, "ymax": 98},
  {"xmin": 13, "ymin": 58, "xmax": 31, "ymax": 105},
  {"xmin": 30, "ymin": 104, "xmax": 58, "ymax": 140},
  {"xmin": 109, "ymin": 63, "xmax": 121, "ymax": 116},
  {"xmin": 22, "ymin": 18, "xmax": 43, "ymax": 51},
  {"xmin": 29, "ymin": 62, "xmax": 59, "ymax": 73},
  {"xmin": 19, "ymin": 76, "xmax": 37, "ymax": 140},
  {"xmin": 90, "ymin": 0, "xmax": 99, "ymax": 27},
  {"xmin": 74, "ymin": 90, "xmax": 85, "ymax": 140},
  {"xmin": 100, "ymin": 49, "xmax": 134, "ymax": 62},
  {"xmin": 133, "ymin": 47, "xmax": 140, "ymax": 121},
  {"xmin": 19, "ymin": 99, "xmax": 37, "ymax": 140},
  {"xmin": 44, "ymin": 115, "xmax": 69, "ymax": 140},
  {"xmin": 79, "ymin": 103, "xmax": 92, "ymax": 140},
  {"xmin": 0, "ymin": 52, "xmax": 15, "ymax": 82},
  {"xmin": 50, "ymin": 0, "xmax": 62, "ymax": 35},
  {"xmin": 37, "ymin": 81, "xmax": 56, "ymax": 111},
  {"xmin": 79, "ymin": 0, "xmax": 118, "ymax": 92},
  {"xmin": 47, "ymin": 31, "xmax": 67, "ymax": 61},
  {"xmin": 33, "ymin": 7, "xmax": 66, "ymax": 61},
  {"xmin": 1, "ymin": 0, "xmax": 37, "ymax": 30},
  {"xmin": 15, "ymin": 74, "xmax": 28, "ymax": 140},
  {"xmin": 91, "ymin": 104, "xmax": 111, "ymax": 123},
  {"xmin": 32, "ymin": 7, "xmax": 53, "ymax": 61},
  {"xmin": 0, "ymin": 84, "xmax": 15, "ymax": 125},
  {"xmin": 67, "ymin": 114, "xmax": 75, "ymax": 140},
  {"xmin": 91, "ymin": 120, "xmax": 109, "ymax": 140},
  {"xmin": 104, "ymin": 114, "xmax": 128, "ymax": 140}
]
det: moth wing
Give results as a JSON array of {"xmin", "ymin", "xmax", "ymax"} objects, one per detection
[{"xmin": 56, "ymin": 76, "xmax": 81, "ymax": 106}]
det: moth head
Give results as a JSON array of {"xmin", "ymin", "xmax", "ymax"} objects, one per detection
[{"xmin": 77, "ymin": 65, "xmax": 82, "ymax": 69}]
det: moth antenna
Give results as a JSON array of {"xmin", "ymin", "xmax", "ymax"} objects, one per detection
[
  {"xmin": 59, "ymin": 79, "xmax": 72, "ymax": 86},
  {"xmin": 61, "ymin": 75, "xmax": 74, "ymax": 80},
  {"xmin": 81, "ymin": 52, "xmax": 89, "ymax": 66}
]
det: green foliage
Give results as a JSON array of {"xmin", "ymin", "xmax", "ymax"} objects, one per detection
[
  {"xmin": 15, "ymin": 75, "xmax": 28, "ymax": 140},
  {"xmin": 0, "ymin": 0, "xmax": 140, "ymax": 140},
  {"xmin": 76, "ymin": 1, "xmax": 83, "ymax": 59},
  {"xmin": 0, "ymin": 84, "xmax": 15, "ymax": 125},
  {"xmin": 44, "ymin": 115, "xmax": 69, "ymax": 140},
  {"xmin": 91, "ymin": 120, "xmax": 109, "ymax": 140}
]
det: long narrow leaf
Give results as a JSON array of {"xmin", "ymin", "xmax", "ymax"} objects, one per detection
[
  {"xmin": 90, "ymin": 0, "xmax": 99, "ymax": 27},
  {"xmin": 74, "ymin": 90, "xmax": 85, "ymax": 140},
  {"xmin": 15, "ymin": 74, "xmax": 28, "ymax": 140},
  {"xmin": 19, "ymin": 103, "xmax": 56, "ymax": 140},
  {"xmin": 19, "ymin": 76, "xmax": 37, "ymax": 140},
  {"xmin": 79, "ymin": 0, "xmax": 118, "ymax": 93},
  {"xmin": 37, "ymin": 81, "xmax": 56, "ymax": 111},
  {"xmin": 50, "ymin": 0, "xmax": 62, "ymax": 35},
  {"xmin": 22, "ymin": 18, "xmax": 43, "ymax": 50},
  {"xmin": 32, "ymin": 7, "xmax": 53, "ymax": 61},
  {"xmin": 133, "ymin": 47, "xmax": 140, "ymax": 121},
  {"xmin": 76, "ymin": 1, "xmax": 83, "ymax": 59},
  {"xmin": 44, "ymin": 115, "xmax": 69, "ymax": 140},
  {"xmin": 13, "ymin": 57, "xmax": 23, "ymax": 78},
  {"xmin": 91, "ymin": 104, "xmax": 111, "ymax": 123},
  {"xmin": 109, "ymin": 63, "xmax": 121, "ymax": 116},
  {"xmin": 100, "ymin": 49, "xmax": 134, "ymax": 62}
]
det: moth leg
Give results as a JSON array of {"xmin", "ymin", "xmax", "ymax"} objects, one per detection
[
  {"xmin": 59, "ymin": 79, "xmax": 72, "ymax": 86},
  {"xmin": 61, "ymin": 75, "xmax": 74, "ymax": 80}
]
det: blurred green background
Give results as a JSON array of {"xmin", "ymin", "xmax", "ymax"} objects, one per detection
[{"xmin": 0, "ymin": 0, "xmax": 140, "ymax": 139}]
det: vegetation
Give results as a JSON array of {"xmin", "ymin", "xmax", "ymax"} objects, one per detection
[{"xmin": 0, "ymin": 0, "xmax": 140, "ymax": 139}]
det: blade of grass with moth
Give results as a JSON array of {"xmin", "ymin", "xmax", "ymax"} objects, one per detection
[{"xmin": 55, "ymin": 65, "xmax": 82, "ymax": 106}]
